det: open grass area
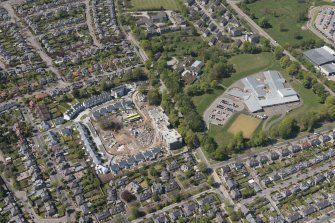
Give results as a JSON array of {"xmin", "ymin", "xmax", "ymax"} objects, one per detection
[
  {"xmin": 223, "ymin": 52, "xmax": 276, "ymax": 87},
  {"xmin": 243, "ymin": 0, "xmax": 321, "ymax": 46},
  {"xmin": 128, "ymin": 0, "xmax": 181, "ymax": 11},
  {"xmin": 314, "ymin": 0, "xmax": 335, "ymax": 6},
  {"xmin": 193, "ymin": 52, "xmax": 275, "ymax": 116},
  {"xmin": 192, "ymin": 87, "xmax": 225, "ymax": 116},
  {"xmin": 208, "ymin": 113, "xmax": 238, "ymax": 146},
  {"xmin": 228, "ymin": 114, "xmax": 261, "ymax": 138}
]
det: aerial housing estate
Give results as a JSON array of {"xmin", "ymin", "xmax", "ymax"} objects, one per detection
[
  {"xmin": 64, "ymin": 92, "xmax": 113, "ymax": 120},
  {"xmin": 75, "ymin": 122, "xmax": 108, "ymax": 174}
]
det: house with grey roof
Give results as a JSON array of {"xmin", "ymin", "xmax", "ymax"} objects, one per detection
[
  {"xmin": 183, "ymin": 202, "xmax": 198, "ymax": 217},
  {"xmin": 302, "ymin": 205, "xmax": 317, "ymax": 217},
  {"xmin": 286, "ymin": 212, "xmax": 301, "ymax": 223},
  {"xmin": 169, "ymin": 208, "xmax": 183, "ymax": 221},
  {"xmin": 111, "ymin": 85, "xmax": 128, "ymax": 98}
]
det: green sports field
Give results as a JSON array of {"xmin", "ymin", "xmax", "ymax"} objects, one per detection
[{"xmin": 129, "ymin": 0, "xmax": 181, "ymax": 11}]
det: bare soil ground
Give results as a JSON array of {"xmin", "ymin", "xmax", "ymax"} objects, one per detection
[{"xmin": 228, "ymin": 114, "xmax": 261, "ymax": 138}]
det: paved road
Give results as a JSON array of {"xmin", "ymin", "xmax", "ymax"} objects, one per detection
[
  {"xmin": 308, "ymin": 210, "xmax": 335, "ymax": 223},
  {"xmin": 85, "ymin": 0, "xmax": 102, "ymax": 47},
  {"xmin": 131, "ymin": 189, "xmax": 216, "ymax": 223},
  {"xmin": 127, "ymin": 32, "xmax": 149, "ymax": 62}
]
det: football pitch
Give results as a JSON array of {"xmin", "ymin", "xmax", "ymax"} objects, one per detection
[{"xmin": 228, "ymin": 114, "xmax": 261, "ymax": 138}]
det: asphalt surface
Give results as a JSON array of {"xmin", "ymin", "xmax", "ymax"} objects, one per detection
[{"xmin": 307, "ymin": 6, "xmax": 335, "ymax": 48}]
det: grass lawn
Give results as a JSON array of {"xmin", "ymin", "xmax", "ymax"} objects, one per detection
[
  {"xmin": 243, "ymin": 0, "xmax": 321, "ymax": 46},
  {"xmin": 223, "ymin": 52, "xmax": 276, "ymax": 87},
  {"xmin": 128, "ymin": 0, "xmax": 181, "ymax": 11},
  {"xmin": 192, "ymin": 87, "xmax": 225, "ymax": 116},
  {"xmin": 208, "ymin": 113, "xmax": 238, "ymax": 146}
]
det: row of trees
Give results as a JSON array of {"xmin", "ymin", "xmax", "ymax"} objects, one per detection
[
  {"xmin": 271, "ymin": 96, "xmax": 335, "ymax": 138},
  {"xmin": 270, "ymin": 46, "xmax": 335, "ymax": 139}
]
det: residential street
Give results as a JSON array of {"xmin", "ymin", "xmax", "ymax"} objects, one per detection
[
  {"xmin": 85, "ymin": 0, "xmax": 103, "ymax": 47},
  {"xmin": 131, "ymin": 189, "xmax": 216, "ymax": 223}
]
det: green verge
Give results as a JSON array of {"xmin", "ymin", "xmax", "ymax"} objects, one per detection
[{"xmin": 192, "ymin": 87, "xmax": 225, "ymax": 117}]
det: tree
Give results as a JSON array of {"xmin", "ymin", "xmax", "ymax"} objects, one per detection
[
  {"xmin": 286, "ymin": 62, "xmax": 300, "ymax": 76},
  {"xmin": 294, "ymin": 32, "xmax": 303, "ymax": 40},
  {"xmin": 302, "ymin": 79, "xmax": 312, "ymax": 89},
  {"xmin": 197, "ymin": 162, "xmax": 207, "ymax": 173},
  {"xmin": 277, "ymin": 117, "xmax": 297, "ymax": 139},
  {"xmin": 297, "ymin": 11, "xmax": 308, "ymax": 22},
  {"xmin": 149, "ymin": 166, "xmax": 159, "ymax": 177},
  {"xmin": 279, "ymin": 23, "xmax": 287, "ymax": 32},
  {"xmin": 185, "ymin": 170, "xmax": 194, "ymax": 178},
  {"xmin": 168, "ymin": 110, "xmax": 180, "ymax": 127},
  {"xmin": 279, "ymin": 55, "xmax": 291, "ymax": 68},
  {"xmin": 200, "ymin": 135, "xmax": 217, "ymax": 154},
  {"xmin": 0, "ymin": 186, "xmax": 6, "ymax": 199},
  {"xmin": 72, "ymin": 89, "xmax": 80, "ymax": 98},
  {"xmin": 298, "ymin": 111, "xmax": 319, "ymax": 131},
  {"xmin": 100, "ymin": 81, "xmax": 113, "ymax": 91},
  {"xmin": 98, "ymin": 117, "xmax": 122, "ymax": 131},
  {"xmin": 148, "ymin": 88, "xmax": 161, "ymax": 105},
  {"xmin": 207, "ymin": 175, "xmax": 215, "ymax": 186},
  {"xmin": 171, "ymin": 192, "xmax": 182, "ymax": 203},
  {"xmin": 229, "ymin": 131, "xmax": 245, "ymax": 153},
  {"xmin": 260, "ymin": 38, "xmax": 271, "ymax": 51},
  {"xmin": 120, "ymin": 190, "xmax": 135, "ymax": 203},
  {"xmin": 242, "ymin": 41, "xmax": 260, "ymax": 54},
  {"xmin": 325, "ymin": 96, "xmax": 335, "ymax": 107},
  {"xmin": 129, "ymin": 205, "xmax": 144, "ymax": 220},
  {"xmin": 152, "ymin": 193, "xmax": 160, "ymax": 202},
  {"xmin": 273, "ymin": 46, "xmax": 284, "ymax": 60},
  {"xmin": 185, "ymin": 130, "xmax": 199, "ymax": 148},
  {"xmin": 250, "ymin": 130, "xmax": 267, "ymax": 147},
  {"xmin": 259, "ymin": 17, "xmax": 270, "ymax": 28}
]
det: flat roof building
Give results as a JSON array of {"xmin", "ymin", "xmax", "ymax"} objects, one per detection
[
  {"xmin": 148, "ymin": 107, "xmax": 183, "ymax": 150},
  {"xmin": 228, "ymin": 70, "xmax": 299, "ymax": 113},
  {"xmin": 304, "ymin": 46, "xmax": 335, "ymax": 76}
]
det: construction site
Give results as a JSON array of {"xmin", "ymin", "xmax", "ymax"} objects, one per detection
[{"xmin": 92, "ymin": 92, "xmax": 159, "ymax": 158}]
